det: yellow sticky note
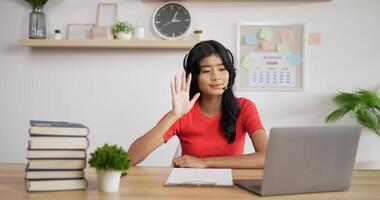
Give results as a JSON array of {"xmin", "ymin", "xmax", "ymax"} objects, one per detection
[
  {"xmin": 258, "ymin": 27, "xmax": 274, "ymax": 41},
  {"xmin": 240, "ymin": 56, "xmax": 255, "ymax": 70},
  {"xmin": 277, "ymin": 43, "xmax": 292, "ymax": 56}
]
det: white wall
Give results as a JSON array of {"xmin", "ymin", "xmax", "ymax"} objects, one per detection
[{"xmin": 0, "ymin": 0, "xmax": 379, "ymax": 168}]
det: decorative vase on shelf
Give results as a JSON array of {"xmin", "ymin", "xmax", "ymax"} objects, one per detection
[{"xmin": 29, "ymin": 6, "xmax": 46, "ymax": 39}]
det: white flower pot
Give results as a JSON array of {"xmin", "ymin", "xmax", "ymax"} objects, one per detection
[
  {"xmin": 117, "ymin": 32, "xmax": 132, "ymax": 40},
  {"xmin": 54, "ymin": 33, "xmax": 62, "ymax": 40},
  {"xmin": 194, "ymin": 34, "xmax": 203, "ymax": 41},
  {"xmin": 97, "ymin": 170, "xmax": 122, "ymax": 192}
]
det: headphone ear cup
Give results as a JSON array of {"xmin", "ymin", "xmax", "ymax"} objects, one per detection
[
  {"xmin": 183, "ymin": 53, "xmax": 189, "ymax": 71},
  {"xmin": 226, "ymin": 49, "xmax": 235, "ymax": 87}
]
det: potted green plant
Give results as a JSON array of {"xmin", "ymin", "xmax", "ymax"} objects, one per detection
[
  {"xmin": 89, "ymin": 144, "xmax": 131, "ymax": 192},
  {"xmin": 24, "ymin": 0, "xmax": 49, "ymax": 39},
  {"xmin": 325, "ymin": 89, "xmax": 380, "ymax": 136},
  {"xmin": 54, "ymin": 29, "xmax": 62, "ymax": 40},
  {"xmin": 113, "ymin": 21, "xmax": 135, "ymax": 40},
  {"xmin": 193, "ymin": 30, "xmax": 203, "ymax": 40}
]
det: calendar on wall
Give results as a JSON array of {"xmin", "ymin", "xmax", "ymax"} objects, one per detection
[{"xmin": 237, "ymin": 23, "xmax": 305, "ymax": 91}]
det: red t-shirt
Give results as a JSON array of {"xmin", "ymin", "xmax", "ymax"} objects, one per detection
[{"xmin": 162, "ymin": 98, "xmax": 264, "ymax": 158}]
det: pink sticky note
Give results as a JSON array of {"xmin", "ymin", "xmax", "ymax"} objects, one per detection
[
  {"xmin": 280, "ymin": 30, "xmax": 294, "ymax": 43},
  {"xmin": 261, "ymin": 41, "xmax": 275, "ymax": 51},
  {"xmin": 308, "ymin": 33, "xmax": 321, "ymax": 45}
]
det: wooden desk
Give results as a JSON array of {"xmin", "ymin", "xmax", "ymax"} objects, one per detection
[{"xmin": 1, "ymin": 163, "xmax": 379, "ymax": 199}]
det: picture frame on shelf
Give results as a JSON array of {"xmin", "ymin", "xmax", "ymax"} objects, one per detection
[
  {"xmin": 67, "ymin": 24, "xmax": 95, "ymax": 40},
  {"xmin": 96, "ymin": 3, "xmax": 118, "ymax": 27}
]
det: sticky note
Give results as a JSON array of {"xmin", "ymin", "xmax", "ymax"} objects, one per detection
[
  {"xmin": 287, "ymin": 53, "xmax": 303, "ymax": 66},
  {"xmin": 308, "ymin": 33, "xmax": 321, "ymax": 45},
  {"xmin": 244, "ymin": 33, "xmax": 258, "ymax": 45},
  {"xmin": 277, "ymin": 43, "xmax": 292, "ymax": 56},
  {"xmin": 240, "ymin": 56, "xmax": 255, "ymax": 70},
  {"xmin": 258, "ymin": 27, "xmax": 274, "ymax": 41},
  {"xmin": 280, "ymin": 30, "xmax": 294, "ymax": 43},
  {"xmin": 261, "ymin": 41, "xmax": 275, "ymax": 51}
]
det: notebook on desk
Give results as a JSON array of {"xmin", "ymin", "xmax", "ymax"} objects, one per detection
[
  {"xmin": 234, "ymin": 126, "xmax": 361, "ymax": 196},
  {"xmin": 165, "ymin": 168, "xmax": 233, "ymax": 187}
]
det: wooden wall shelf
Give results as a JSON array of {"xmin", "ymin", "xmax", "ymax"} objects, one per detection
[
  {"xmin": 141, "ymin": 0, "xmax": 331, "ymax": 2},
  {"xmin": 17, "ymin": 39, "xmax": 198, "ymax": 49}
]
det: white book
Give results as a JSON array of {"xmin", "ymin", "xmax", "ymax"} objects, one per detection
[
  {"xmin": 28, "ymin": 137, "xmax": 89, "ymax": 150},
  {"xmin": 27, "ymin": 159, "xmax": 86, "ymax": 170},
  {"xmin": 26, "ymin": 170, "xmax": 85, "ymax": 180},
  {"xmin": 26, "ymin": 179, "xmax": 87, "ymax": 192},
  {"xmin": 29, "ymin": 120, "xmax": 89, "ymax": 136},
  {"xmin": 27, "ymin": 150, "xmax": 86, "ymax": 159},
  {"xmin": 165, "ymin": 168, "xmax": 233, "ymax": 187}
]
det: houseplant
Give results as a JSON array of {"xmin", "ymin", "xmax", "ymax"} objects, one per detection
[
  {"xmin": 193, "ymin": 30, "xmax": 203, "ymax": 40},
  {"xmin": 24, "ymin": 0, "xmax": 49, "ymax": 39},
  {"xmin": 54, "ymin": 29, "xmax": 62, "ymax": 40},
  {"xmin": 89, "ymin": 144, "xmax": 131, "ymax": 192},
  {"xmin": 113, "ymin": 21, "xmax": 135, "ymax": 40},
  {"xmin": 325, "ymin": 89, "xmax": 380, "ymax": 136}
]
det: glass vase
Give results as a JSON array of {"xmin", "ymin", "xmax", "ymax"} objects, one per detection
[{"xmin": 29, "ymin": 6, "xmax": 46, "ymax": 39}]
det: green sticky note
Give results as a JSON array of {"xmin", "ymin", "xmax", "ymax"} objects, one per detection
[
  {"xmin": 258, "ymin": 27, "xmax": 274, "ymax": 41},
  {"xmin": 240, "ymin": 56, "xmax": 255, "ymax": 70},
  {"xmin": 277, "ymin": 43, "xmax": 292, "ymax": 56}
]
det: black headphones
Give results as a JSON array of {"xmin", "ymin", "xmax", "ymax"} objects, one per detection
[
  {"xmin": 183, "ymin": 48, "xmax": 236, "ymax": 89},
  {"xmin": 183, "ymin": 49, "xmax": 236, "ymax": 88}
]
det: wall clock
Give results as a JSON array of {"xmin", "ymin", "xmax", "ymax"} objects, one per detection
[{"xmin": 152, "ymin": 2, "xmax": 192, "ymax": 40}]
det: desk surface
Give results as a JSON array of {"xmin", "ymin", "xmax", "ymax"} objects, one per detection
[{"xmin": 1, "ymin": 163, "xmax": 379, "ymax": 200}]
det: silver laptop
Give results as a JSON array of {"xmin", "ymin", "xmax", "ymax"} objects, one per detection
[{"xmin": 234, "ymin": 126, "xmax": 361, "ymax": 196}]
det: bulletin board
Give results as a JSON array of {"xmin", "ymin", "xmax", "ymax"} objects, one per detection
[{"xmin": 236, "ymin": 23, "xmax": 305, "ymax": 91}]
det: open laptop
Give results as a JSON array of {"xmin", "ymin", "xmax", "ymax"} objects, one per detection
[{"xmin": 234, "ymin": 126, "xmax": 361, "ymax": 196}]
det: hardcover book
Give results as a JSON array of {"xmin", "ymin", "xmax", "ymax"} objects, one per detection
[
  {"xmin": 29, "ymin": 120, "xmax": 89, "ymax": 136},
  {"xmin": 25, "ymin": 179, "xmax": 87, "ymax": 192}
]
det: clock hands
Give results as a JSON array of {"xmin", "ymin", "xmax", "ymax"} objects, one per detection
[
  {"xmin": 162, "ymin": 20, "xmax": 172, "ymax": 27},
  {"xmin": 162, "ymin": 11, "xmax": 181, "ymax": 27}
]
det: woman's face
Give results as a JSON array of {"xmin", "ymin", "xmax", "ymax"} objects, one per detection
[{"xmin": 197, "ymin": 54, "xmax": 229, "ymax": 97}]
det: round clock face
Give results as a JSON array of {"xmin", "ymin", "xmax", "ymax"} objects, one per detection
[{"xmin": 152, "ymin": 2, "xmax": 191, "ymax": 40}]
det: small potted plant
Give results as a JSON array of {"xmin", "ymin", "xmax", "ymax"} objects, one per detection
[
  {"xmin": 53, "ymin": 29, "xmax": 62, "ymax": 40},
  {"xmin": 89, "ymin": 144, "xmax": 131, "ymax": 192},
  {"xmin": 113, "ymin": 21, "xmax": 135, "ymax": 40},
  {"xmin": 193, "ymin": 29, "xmax": 203, "ymax": 41}
]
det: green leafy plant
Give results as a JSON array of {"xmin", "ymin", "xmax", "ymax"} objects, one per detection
[
  {"xmin": 54, "ymin": 29, "xmax": 60, "ymax": 34},
  {"xmin": 113, "ymin": 21, "xmax": 135, "ymax": 34},
  {"xmin": 89, "ymin": 144, "xmax": 131, "ymax": 171},
  {"xmin": 325, "ymin": 89, "xmax": 380, "ymax": 136},
  {"xmin": 24, "ymin": 0, "xmax": 48, "ymax": 7},
  {"xmin": 193, "ymin": 30, "xmax": 203, "ymax": 34}
]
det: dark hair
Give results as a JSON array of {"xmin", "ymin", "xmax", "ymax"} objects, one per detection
[{"xmin": 183, "ymin": 40, "xmax": 240, "ymax": 144}]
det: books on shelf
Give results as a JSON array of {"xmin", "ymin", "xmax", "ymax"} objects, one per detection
[
  {"xmin": 29, "ymin": 120, "xmax": 89, "ymax": 136},
  {"xmin": 28, "ymin": 136, "xmax": 89, "ymax": 150},
  {"xmin": 25, "ymin": 179, "xmax": 88, "ymax": 192},
  {"xmin": 25, "ymin": 120, "xmax": 90, "ymax": 192}
]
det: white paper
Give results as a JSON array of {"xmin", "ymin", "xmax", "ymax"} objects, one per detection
[
  {"xmin": 248, "ymin": 52, "xmax": 296, "ymax": 87},
  {"xmin": 165, "ymin": 168, "xmax": 233, "ymax": 187}
]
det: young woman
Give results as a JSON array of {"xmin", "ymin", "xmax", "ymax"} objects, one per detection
[{"xmin": 128, "ymin": 40, "xmax": 268, "ymax": 168}]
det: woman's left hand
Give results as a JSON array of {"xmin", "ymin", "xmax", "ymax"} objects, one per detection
[{"xmin": 172, "ymin": 154, "xmax": 207, "ymax": 168}]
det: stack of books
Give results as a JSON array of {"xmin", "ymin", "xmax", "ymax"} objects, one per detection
[{"xmin": 25, "ymin": 120, "xmax": 89, "ymax": 192}]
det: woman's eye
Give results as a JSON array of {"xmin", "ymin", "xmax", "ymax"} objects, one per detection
[
  {"xmin": 201, "ymin": 70, "xmax": 210, "ymax": 73},
  {"xmin": 219, "ymin": 68, "xmax": 226, "ymax": 71}
]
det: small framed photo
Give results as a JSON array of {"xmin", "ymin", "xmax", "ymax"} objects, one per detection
[
  {"xmin": 96, "ymin": 3, "xmax": 118, "ymax": 27},
  {"xmin": 66, "ymin": 23, "xmax": 95, "ymax": 40}
]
